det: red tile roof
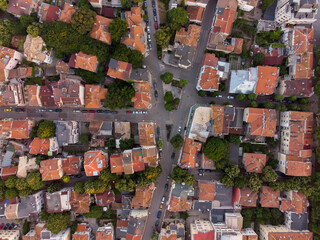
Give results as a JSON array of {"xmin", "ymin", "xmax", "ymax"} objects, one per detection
[
  {"xmin": 238, "ymin": 187, "xmax": 258, "ymax": 207},
  {"xmin": 70, "ymin": 190, "xmax": 90, "ymax": 214},
  {"xmin": 243, "ymin": 153, "xmax": 267, "ymax": 173},
  {"xmin": 11, "ymin": 120, "xmax": 32, "ymax": 139},
  {"xmin": 62, "ymin": 156, "xmax": 81, "ymax": 175},
  {"xmin": 59, "ymin": 3, "xmax": 75, "ymax": 24},
  {"xmin": 260, "ymin": 186, "xmax": 280, "ymax": 208},
  {"xmin": 107, "ymin": 59, "xmax": 132, "ymax": 81},
  {"xmin": 131, "ymin": 183, "xmax": 155, "ymax": 209},
  {"xmin": 198, "ymin": 181, "xmax": 215, "ymax": 201},
  {"xmin": 174, "ymin": 25, "xmax": 201, "ymax": 48},
  {"xmin": 74, "ymin": 52, "xmax": 98, "ymax": 72},
  {"xmin": 131, "ymin": 82, "xmax": 152, "ymax": 109},
  {"xmin": 138, "ymin": 122, "xmax": 155, "ymax": 146},
  {"xmin": 85, "ymin": 85, "xmax": 107, "ymax": 109},
  {"xmin": 95, "ymin": 189, "xmax": 115, "ymax": 206},
  {"xmin": 40, "ymin": 159, "xmax": 63, "ymax": 181},
  {"xmin": 29, "ymin": 138, "xmax": 51, "ymax": 155},
  {"xmin": 254, "ymin": 66, "xmax": 279, "ymax": 95},
  {"xmin": 187, "ymin": 6, "xmax": 204, "ymax": 22},
  {"xmin": 213, "ymin": 8, "xmax": 236, "ymax": 35},
  {"xmin": 84, "ymin": 151, "xmax": 107, "ymax": 176},
  {"xmin": 180, "ymin": 138, "xmax": 201, "ymax": 169},
  {"xmin": 132, "ymin": 149, "xmax": 145, "ymax": 172},
  {"xmin": 1, "ymin": 166, "xmax": 17, "ymax": 180},
  {"xmin": 280, "ymin": 191, "xmax": 308, "ymax": 214},
  {"xmin": 90, "ymin": 15, "xmax": 113, "ymax": 45},
  {"xmin": 268, "ymin": 232, "xmax": 312, "ymax": 240},
  {"xmin": 110, "ymin": 154, "xmax": 124, "ymax": 174},
  {"xmin": 193, "ymin": 231, "xmax": 215, "ymax": 240}
]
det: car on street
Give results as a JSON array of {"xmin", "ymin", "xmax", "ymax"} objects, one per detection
[
  {"xmin": 154, "ymin": 22, "xmax": 158, "ymax": 29},
  {"xmin": 205, "ymin": 169, "xmax": 213, "ymax": 173},
  {"xmin": 157, "ymin": 211, "xmax": 162, "ymax": 218},
  {"xmin": 154, "ymin": 90, "xmax": 158, "ymax": 98},
  {"xmin": 153, "ymin": 82, "xmax": 157, "ymax": 89},
  {"xmin": 142, "ymin": 111, "xmax": 147, "ymax": 114},
  {"xmin": 97, "ymin": 110, "xmax": 103, "ymax": 113},
  {"xmin": 48, "ymin": 109, "xmax": 54, "ymax": 112},
  {"xmin": 144, "ymin": 0, "xmax": 147, "ymax": 7},
  {"xmin": 157, "ymin": 127, "xmax": 160, "ymax": 135},
  {"xmin": 4, "ymin": 223, "xmax": 9, "ymax": 230},
  {"xmin": 155, "ymin": 220, "xmax": 159, "ymax": 227},
  {"xmin": 88, "ymin": 110, "xmax": 96, "ymax": 113},
  {"xmin": 153, "ymin": 8, "xmax": 157, "ymax": 15},
  {"xmin": 152, "ymin": 0, "xmax": 155, "ymax": 7},
  {"xmin": 142, "ymin": 65, "xmax": 147, "ymax": 69},
  {"xmin": 111, "ymin": 111, "xmax": 117, "ymax": 114},
  {"xmin": 81, "ymin": 110, "xmax": 88, "ymax": 113},
  {"xmin": 4, "ymin": 108, "xmax": 12, "ymax": 112},
  {"xmin": 55, "ymin": 109, "xmax": 62, "ymax": 112},
  {"xmin": 171, "ymin": 152, "xmax": 175, "ymax": 159},
  {"xmin": 39, "ymin": 109, "xmax": 46, "ymax": 112},
  {"xmin": 146, "ymin": 19, "xmax": 149, "ymax": 25},
  {"xmin": 147, "ymin": 26, "xmax": 150, "ymax": 33},
  {"xmin": 127, "ymin": 111, "xmax": 132, "ymax": 114},
  {"xmin": 73, "ymin": 109, "xmax": 81, "ymax": 113},
  {"xmin": 14, "ymin": 108, "xmax": 25, "ymax": 112},
  {"xmin": 161, "ymin": 196, "xmax": 165, "ymax": 204},
  {"xmin": 104, "ymin": 110, "xmax": 112, "ymax": 113},
  {"xmin": 241, "ymin": 58, "xmax": 246, "ymax": 65},
  {"xmin": 164, "ymin": 183, "xmax": 168, "ymax": 191},
  {"xmin": 0, "ymin": 223, "xmax": 4, "ymax": 229},
  {"xmin": 177, "ymin": 126, "xmax": 182, "ymax": 134},
  {"xmin": 267, "ymin": 98, "xmax": 273, "ymax": 102},
  {"xmin": 154, "ymin": 15, "xmax": 157, "ymax": 22},
  {"xmin": 147, "ymin": 34, "xmax": 151, "ymax": 41},
  {"xmin": 217, "ymin": 95, "xmax": 223, "ymax": 98},
  {"xmin": 198, "ymin": 169, "xmax": 204, "ymax": 176},
  {"xmin": 149, "ymin": 43, "xmax": 152, "ymax": 50},
  {"xmin": 160, "ymin": 203, "xmax": 163, "ymax": 209},
  {"xmin": 227, "ymin": 96, "xmax": 234, "ymax": 99}
]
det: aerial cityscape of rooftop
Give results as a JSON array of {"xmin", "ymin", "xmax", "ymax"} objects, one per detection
[{"xmin": 0, "ymin": 0, "xmax": 319, "ymax": 238}]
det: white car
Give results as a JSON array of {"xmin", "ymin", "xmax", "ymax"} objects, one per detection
[
  {"xmin": 177, "ymin": 126, "xmax": 182, "ymax": 134},
  {"xmin": 227, "ymin": 96, "xmax": 234, "ymax": 99},
  {"xmin": 73, "ymin": 109, "xmax": 81, "ymax": 113},
  {"xmin": 161, "ymin": 196, "xmax": 165, "ymax": 204},
  {"xmin": 217, "ymin": 95, "xmax": 223, "ymax": 98},
  {"xmin": 142, "ymin": 111, "xmax": 147, "ymax": 114},
  {"xmin": 146, "ymin": 26, "xmax": 150, "ymax": 33}
]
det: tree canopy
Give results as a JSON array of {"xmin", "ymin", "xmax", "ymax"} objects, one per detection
[
  {"xmin": 37, "ymin": 120, "xmax": 56, "ymax": 139},
  {"xmin": 104, "ymin": 80, "xmax": 135, "ymax": 110},
  {"xmin": 109, "ymin": 18, "xmax": 128, "ymax": 43},
  {"xmin": 27, "ymin": 22, "xmax": 42, "ymax": 37},
  {"xmin": 74, "ymin": 182, "xmax": 85, "ymax": 194},
  {"xmin": 48, "ymin": 181, "xmax": 62, "ymax": 193},
  {"xmin": 84, "ymin": 179, "xmax": 108, "ymax": 194},
  {"xmin": 83, "ymin": 205, "xmax": 103, "ymax": 218},
  {"xmin": 160, "ymin": 72, "xmax": 173, "ymax": 84},
  {"xmin": 71, "ymin": 8, "xmax": 96, "ymax": 35},
  {"xmin": 203, "ymin": 137, "xmax": 230, "ymax": 169},
  {"xmin": 26, "ymin": 170, "xmax": 46, "ymax": 191},
  {"xmin": 170, "ymin": 166, "xmax": 194, "ymax": 186},
  {"xmin": 170, "ymin": 135, "xmax": 184, "ymax": 149},
  {"xmin": 110, "ymin": 44, "xmax": 143, "ymax": 68},
  {"xmin": 154, "ymin": 26, "xmax": 172, "ymax": 48},
  {"xmin": 0, "ymin": 0, "xmax": 8, "ymax": 11},
  {"xmin": 46, "ymin": 212, "xmax": 71, "ymax": 234},
  {"xmin": 252, "ymin": 53, "xmax": 265, "ymax": 66},
  {"xmin": 262, "ymin": 166, "xmax": 278, "ymax": 183},
  {"xmin": 167, "ymin": 7, "xmax": 188, "ymax": 31}
]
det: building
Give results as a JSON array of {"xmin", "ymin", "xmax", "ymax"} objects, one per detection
[
  {"xmin": 179, "ymin": 138, "xmax": 202, "ymax": 168},
  {"xmin": 212, "ymin": 213, "xmax": 243, "ymax": 239},
  {"xmin": 45, "ymin": 188, "xmax": 72, "ymax": 213},
  {"xmin": 114, "ymin": 121, "xmax": 131, "ymax": 140},
  {"xmin": 211, "ymin": 105, "xmax": 244, "ymax": 136},
  {"xmin": 237, "ymin": 0, "xmax": 258, "ymax": 11},
  {"xmin": 125, "ymin": 210, "xmax": 148, "ymax": 239},
  {"xmin": 23, "ymin": 223, "xmax": 71, "ymax": 240},
  {"xmin": 85, "ymin": 84, "xmax": 107, "ymax": 108},
  {"xmin": 62, "ymin": 156, "xmax": 82, "ymax": 176},
  {"xmin": 0, "ymin": 230, "xmax": 20, "ymax": 240},
  {"xmin": 159, "ymin": 222, "xmax": 185, "ymax": 240},
  {"xmin": 7, "ymin": 0, "xmax": 41, "ymax": 17},
  {"xmin": 110, "ymin": 154, "xmax": 124, "ymax": 174},
  {"xmin": 260, "ymin": 186, "xmax": 280, "ymax": 208},
  {"xmin": 233, "ymin": 187, "xmax": 258, "ymax": 209},
  {"xmin": 142, "ymin": 145, "xmax": 159, "ymax": 168},
  {"xmin": 96, "ymin": 223, "xmax": 114, "ymax": 240},
  {"xmin": 259, "ymin": 225, "xmax": 312, "ymax": 240},
  {"xmin": 242, "ymin": 153, "xmax": 267, "ymax": 173},
  {"xmin": 84, "ymin": 150, "xmax": 108, "ymax": 176},
  {"xmin": 131, "ymin": 82, "xmax": 152, "ymax": 109},
  {"xmin": 17, "ymin": 156, "xmax": 39, "ymax": 178},
  {"xmin": 229, "ymin": 66, "xmax": 279, "ymax": 95},
  {"xmin": 59, "ymin": 3, "xmax": 76, "ymax": 24},
  {"xmin": 0, "ymin": 46, "xmax": 23, "ymax": 82},
  {"xmin": 278, "ymin": 111, "xmax": 313, "ymax": 176},
  {"xmin": 279, "ymin": 78, "xmax": 314, "ymax": 97},
  {"xmin": 196, "ymin": 53, "xmax": 230, "ymax": 92},
  {"xmin": 280, "ymin": 190, "xmax": 308, "ymax": 214},
  {"xmin": 187, "ymin": 6, "xmax": 204, "ymax": 23},
  {"xmin": 72, "ymin": 223, "xmax": 91, "ymax": 240},
  {"xmin": 275, "ymin": 0, "xmax": 318, "ymax": 25},
  {"xmin": 28, "ymin": 137, "xmax": 59, "ymax": 155},
  {"xmin": 56, "ymin": 60, "xmax": 70, "ymax": 74},
  {"xmin": 254, "ymin": 46, "xmax": 284, "ymax": 66},
  {"xmin": 89, "ymin": 0, "xmax": 121, "ymax": 8},
  {"xmin": 69, "ymin": 51, "xmax": 99, "ymax": 73},
  {"xmin": 8, "ymin": 66, "xmax": 38, "ymax": 80},
  {"xmin": 55, "ymin": 121, "xmax": 79, "ymax": 146},
  {"xmin": 89, "ymin": 121, "xmax": 113, "ymax": 136},
  {"xmin": 0, "ymin": 120, "xmax": 34, "ymax": 139},
  {"xmin": 138, "ymin": 122, "xmax": 155, "ymax": 146},
  {"xmin": 37, "ymin": 3, "xmax": 61, "ymax": 23},
  {"xmin": 107, "ymin": 59, "xmax": 132, "ymax": 81},
  {"xmin": 242, "ymin": 228, "xmax": 258, "ymax": 240},
  {"xmin": 0, "ymin": 81, "xmax": 25, "ymax": 106},
  {"xmin": 186, "ymin": 0, "xmax": 209, "ymax": 7},
  {"xmin": 95, "ymin": 188, "xmax": 115, "ymax": 207},
  {"xmin": 131, "ymin": 183, "xmax": 155, "ymax": 209},
  {"xmin": 90, "ymin": 15, "xmax": 113, "ymax": 45},
  {"xmin": 70, "ymin": 190, "xmax": 90, "ymax": 214},
  {"xmin": 23, "ymin": 35, "xmax": 53, "ymax": 64},
  {"xmin": 1, "ymin": 166, "xmax": 17, "ymax": 180},
  {"xmin": 243, "ymin": 108, "xmax": 277, "ymax": 138},
  {"xmin": 167, "ymin": 181, "xmax": 194, "ymax": 212},
  {"xmin": 39, "ymin": 82, "xmax": 56, "ymax": 107},
  {"xmin": 40, "ymin": 159, "xmax": 63, "ymax": 181},
  {"xmin": 198, "ymin": 180, "xmax": 216, "ymax": 201},
  {"xmin": 24, "ymin": 85, "xmax": 42, "ymax": 106},
  {"xmin": 190, "ymin": 220, "xmax": 215, "ymax": 240},
  {"xmin": 51, "ymin": 74, "xmax": 85, "ymax": 107}
]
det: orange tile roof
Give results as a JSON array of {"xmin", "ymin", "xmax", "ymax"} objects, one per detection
[
  {"xmin": 180, "ymin": 138, "xmax": 201, "ymax": 168},
  {"xmin": 75, "ymin": 51, "xmax": 98, "ymax": 72},
  {"xmin": 280, "ymin": 191, "xmax": 308, "ymax": 214},
  {"xmin": 203, "ymin": 53, "xmax": 219, "ymax": 66},
  {"xmin": 239, "ymin": 188, "xmax": 258, "ymax": 207},
  {"xmin": 122, "ymin": 25, "xmax": 145, "ymax": 53},
  {"xmin": 295, "ymin": 52, "xmax": 314, "ymax": 79},
  {"xmin": 254, "ymin": 66, "xmax": 279, "ymax": 95},
  {"xmin": 286, "ymin": 161, "xmax": 312, "ymax": 176},
  {"xmin": 212, "ymin": 105, "xmax": 224, "ymax": 134},
  {"xmin": 292, "ymin": 27, "xmax": 314, "ymax": 55},
  {"xmin": 56, "ymin": 60, "xmax": 70, "ymax": 73},
  {"xmin": 198, "ymin": 66, "xmax": 219, "ymax": 90},
  {"xmin": 85, "ymin": 85, "xmax": 107, "ymax": 108},
  {"xmin": 243, "ymin": 153, "xmax": 266, "ymax": 173},
  {"xmin": 138, "ymin": 122, "xmax": 155, "ymax": 146},
  {"xmin": 244, "ymin": 108, "xmax": 277, "ymax": 137},
  {"xmin": 107, "ymin": 59, "xmax": 132, "ymax": 81},
  {"xmin": 84, "ymin": 151, "xmax": 107, "ymax": 176},
  {"xmin": 90, "ymin": 15, "xmax": 113, "ymax": 45},
  {"xmin": 62, "ymin": 156, "xmax": 81, "ymax": 175},
  {"xmin": 29, "ymin": 138, "xmax": 51, "ymax": 155},
  {"xmin": 131, "ymin": 183, "xmax": 155, "ymax": 208},
  {"xmin": 268, "ymin": 232, "xmax": 312, "ymax": 240},
  {"xmin": 96, "ymin": 227, "xmax": 113, "ymax": 240},
  {"xmin": 174, "ymin": 25, "xmax": 201, "ymax": 48},
  {"xmin": 110, "ymin": 154, "xmax": 124, "ymax": 174},
  {"xmin": 70, "ymin": 190, "xmax": 90, "ymax": 214},
  {"xmin": 125, "ymin": 7, "xmax": 142, "ymax": 28},
  {"xmin": 198, "ymin": 181, "xmax": 215, "ymax": 201},
  {"xmin": 0, "ymin": 120, "xmax": 13, "ymax": 138},
  {"xmin": 25, "ymin": 85, "xmax": 41, "ymax": 106},
  {"xmin": 131, "ymin": 82, "xmax": 152, "ymax": 109},
  {"xmin": 187, "ymin": 6, "xmax": 204, "ymax": 22},
  {"xmin": 260, "ymin": 186, "xmax": 280, "ymax": 208},
  {"xmin": 0, "ymin": 46, "xmax": 18, "ymax": 69},
  {"xmin": 59, "ymin": 3, "xmax": 75, "ymax": 24},
  {"xmin": 40, "ymin": 159, "xmax": 63, "ymax": 181},
  {"xmin": 214, "ymin": 8, "xmax": 236, "ymax": 35},
  {"xmin": 72, "ymin": 224, "xmax": 90, "ymax": 240},
  {"xmin": 168, "ymin": 196, "xmax": 192, "ymax": 212},
  {"xmin": 11, "ymin": 120, "xmax": 31, "ymax": 139},
  {"xmin": 1, "ymin": 166, "xmax": 17, "ymax": 180},
  {"xmin": 132, "ymin": 149, "xmax": 145, "ymax": 172},
  {"xmin": 233, "ymin": 38, "xmax": 243, "ymax": 54}
]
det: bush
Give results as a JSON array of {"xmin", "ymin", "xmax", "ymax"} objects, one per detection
[
  {"xmin": 249, "ymin": 101, "xmax": 258, "ymax": 108},
  {"xmin": 160, "ymin": 72, "xmax": 173, "ymax": 84},
  {"xmin": 47, "ymin": 212, "xmax": 71, "ymax": 234},
  {"xmin": 197, "ymin": 90, "xmax": 206, "ymax": 97},
  {"xmin": 83, "ymin": 205, "xmax": 103, "ymax": 219},
  {"xmin": 79, "ymin": 134, "xmax": 90, "ymax": 144},
  {"xmin": 179, "ymin": 79, "xmax": 188, "ymax": 88},
  {"xmin": 170, "ymin": 135, "xmax": 184, "ymax": 149},
  {"xmin": 179, "ymin": 211, "xmax": 189, "ymax": 219},
  {"xmin": 74, "ymin": 182, "xmax": 85, "ymax": 194},
  {"xmin": 236, "ymin": 93, "xmax": 247, "ymax": 101},
  {"xmin": 22, "ymin": 221, "xmax": 30, "ymax": 235},
  {"xmin": 5, "ymin": 188, "xmax": 18, "ymax": 199},
  {"xmin": 248, "ymin": 93, "xmax": 257, "ymax": 100},
  {"xmin": 164, "ymin": 91, "xmax": 174, "ymax": 102},
  {"xmin": 5, "ymin": 176, "xmax": 17, "ymax": 188},
  {"xmin": 48, "ymin": 181, "xmax": 62, "ymax": 193},
  {"xmin": 62, "ymin": 175, "xmax": 71, "ymax": 183},
  {"xmin": 252, "ymin": 53, "xmax": 265, "ymax": 66},
  {"xmin": 37, "ymin": 120, "xmax": 56, "ymax": 139}
]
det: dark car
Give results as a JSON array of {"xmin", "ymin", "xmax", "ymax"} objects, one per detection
[
  {"xmin": 88, "ymin": 110, "xmax": 96, "ymax": 113},
  {"xmin": 144, "ymin": 0, "xmax": 147, "ymax": 7},
  {"xmin": 154, "ymin": 15, "xmax": 157, "ymax": 22},
  {"xmin": 97, "ymin": 110, "xmax": 103, "ymax": 113},
  {"xmin": 157, "ymin": 127, "xmax": 160, "ymax": 135},
  {"xmin": 153, "ymin": 8, "xmax": 157, "ymax": 15},
  {"xmin": 154, "ymin": 22, "xmax": 158, "ymax": 29},
  {"xmin": 0, "ymin": 223, "xmax": 4, "ymax": 229},
  {"xmin": 198, "ymin": 169, "xmax": 204, "ymax": 176},
  {"xmin": 204, "ymin": 169, "xmax": 213, "ymax": 173},
  {"xmin": 153, "ymin": 82, "xmax": 157, "ymax": 89},
  {"xmin": 111, "ymin": 111, "xmax": 118, "ymax": 114},
  {"xmin": 149, "ymin": 43, "xmax": 152, "ymax": 50},
  {"xmin": 55, "ymin": 109, "xmax": 62, "ymax": 112},
  {"xmin": 152, "ymin": 0, "xmax": 155, "ymax": 7},
  {"xmin": 81, "ymin": 110, "xmax": 88, "ymax": 113},
  {"xmin": 4, "ymin": 223, "xmax": 9, "ymax": 230},
  {"xmin": 154, "ymin": 90, "xmax": 158, "ymax": 98},
  {"xmin": 146, "ymin": 19, "xmax": 149, "ymax": 25},
  {"xmin": 164, "ymin": 183, "xmax": 168, "ymax": 191},
  {"xmin": 14, "ymin": 108, "xmax": 25, "ymax": 112},
  {"xmin": 157, "ymin": 211, "xmax": 162, "ymax": 219},
  {"xmin": 104, "ymin": 110, "xmax": 112, "ymax": 113},
  {"xmin": 171, "ymin": 152, "xmax": 175, "ymax": 159}
]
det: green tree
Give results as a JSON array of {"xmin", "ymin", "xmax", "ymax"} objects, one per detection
[
  {"xmin": 264, "ymin": 102, "xmax": 273, "ymax": 108},
  {"xmin": 83, "ymin": 205, "xmax": 103, "ymax": 218},
  {"xmin": 287, "ymin": 95, "xmax": 297, "ymax": 101},
  {"xmin": 197, "ymin": 90, "xmax": 206, "ymax": 97},
  {"xmin": 226, "ymin": 134, "xmax": 241, "ymax": 145},
  {"xmin": 119, "ymin": 138, "xmax": 134, "ymax": 150},
  {"xmin": 236, "ymin": 93, "xmax": 247, "ymax": 101},
  {"xmin": 179, "ymin": 211, "xmax": 189, "ymax": 219},
  {"xmin": 203, "ymin": 137, "xmax": 229, "ymax": 169},
  {"xmin": 275, "ymin": 104, "xmax": 287, "ymax": 112},
  {"xmin": 79, "ymin": 134, "xmax": 89, "ymax": 144},
  {"xmin": 22, "ymin": 221, "xmax": 30, "ymax": 235},
  {"xmin": 170, "ymin": 135, "xmax": 184, "ymax": 149},
  {"xmin": 104, "ymin": 80, "xmax": 135, "ymax": 110},
  {"xmin": 164, "ymin": 91, "xmax": 174, "ymax": 102},
  {"xmin": 262, "ymin": 166, "xmax": 278, "ymax": 183},
  {"xmin": 40, "ymin": 210, "xmax": 49, "ymax": 221},
  {"xmin": 160, "ymin": 72, "xmax": 173, "ymax": 84},
  {"xmin": 84, "ymin": 179, "xmax": 108, "ymax": 194},
  {"xmin": 71, "ymin": 8, "xmax": 96, "ymax": 35},
  {"xmin": 253, "ymin": 53, "xmax": 265, "ymax": 66},
  {"xmin": 27, "ymin": 22, "xmax": 42, "ymax": 37},
  {"xmin": 62, "ymin": 175, "xmax": 71, "ymax": 183},
  {"xmin": 121, "ymin": 0, "xmax": 132, "ymax": 9},
  {"xmin": 74, "ymin": 182, "xmax": 85, "ymax": 194},
  {"xmin": 107, "ymin": 138, "xmax": 116, "ymax": 152},
  {"xmin": 99, "ymin": 169, "xmax": 117, "ymax": 184},
  {"xmin": 170, "ymin": 167, "xmax": 194, "ymax": 186},
  {"xmin": 5, "ymin": 188, "xmax": 18, "ymax": 199},
  {"xmin": 167, "ymin": 7, "xmax": 188, "ymax": 31},
  {"xmin": 20, "ymin": 13, "xmax": 38, "ymax": 28},
  {"xmin": 299, "ymin": 98, "xmax": 310, "ymax": 104},
  {"xmin": 249, "ymin": 101, "xmax": 258, "ymax": 108},
  {"xmin": 248, "ymin": 93, "xmax": 257, "ymax": 100},
  {"xmin": 179, "ymin": 79, "xmax": 188, "ymax": 88},
  {"xmin": 48, "ymin": 181, "xmax": 62, "ymax": 193},
  {"xmin": 157, "ymin": 139, "xmax": 163, "ymax": 148},
  {"xmin": 248, "ymin": 173, "xmax": 262, "ymax": 193},
  {"xmin": 26, "ymin": 170, "xmax": 46, "ymax": 191},
  {"xmin": 151, "ymin": 232, "xmax": 159, "ymax": 240},
  {"xmin": 5, "ymin": 176, "xmax": 17, "ymax": 188},
  {"xmin": 18, "ymin": 188, "xmax": 34, "ymax": 198},
  {"xmin": 37, "ymin": 120, "xmax": 56, "ymax": 139},
  {"xmin": 242, "ymin": 208, "xmax": 253, "ymax": 228},
  {"xmin": 164, "ymin": 102, "xmax": 174, "ymax": 111},
  {"xmin": 15, "ymin": 178, "xmax": 29, "ymax": 191},
  {"xmin": 115, "ymin": 177, "xmax": 136, "ymax": 192},
  {"xmin": 0, "ymin": 0, "xmax": 7, "ymax": 11},
  {"xmin": 273, "ymin": 94, "xmax": 284, "ymax": 101},
  {"xmin": 128, "ymin": 50, "xmax": 143, "ymax": 69},
  {"xmin": 109, "ymin": 18, "xmax": 128, "ymax": 43},
  {"xmin": 47, "ymin": 212, "xmax": 71, "ymax": 234}
]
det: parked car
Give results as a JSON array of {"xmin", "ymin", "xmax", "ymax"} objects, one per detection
[
  {"xmin": 146, "ymin": 19, "xmax": 149, "ymax": 25},
  {"xmin": 154, "ymin": 22, "xmax": 158, "ymax": 29},
  {"xmin": 0, "ymin": 223, "xmax": 4, "ymax": 229},
  {"xmin": 171, "ymin": 152, "xmax": 175, "ymax": 159},
  {"xmin": 142, "ymin": 65, "xmax": 147, "ymax": 69},
  {"xmin": 147, "ymin": 26, "xmax": 150, "ymax": 33},
  {"xmin": 205, "ymin": 169, "xmax": 213, "ymax": 173},
  {"xmin": 157, "ymin": 127, "xmax": 160, "ymax": 135},
  {"xmin": 104, "ymin": 110, "xmax": 112, "ymax": 113},
  {"xmin": 154, "ymin": 90, "xmax": 158, "ymax": 97},
  {"xmin": 55, "ymin": 109, "xmax": 62, "ymax": 112},
  {"xmin": 152, "ymin": 0, "xmax": 155, "ymax": 7},
  {"xmin": 217, "ymin": 95, "xmax": 223, "ymax": 98},
  {"xmin": 147, "ymin": 34, "xmax": 151, "ymax": 41},
  {"xmin": 142, "ymin": 111, "xmax": 147, "ymax": 114},
  {"xmin": 227, "ymin": 96, "xmax": 234, "ymax": 99},
  {"xmin": 241, "ymin": 58, "xmax": 246, "ymax": 65},
  {"xmin": 198, "ymin": 169, "xmax": 204, "ymax": 176},
  {"xmin": 14, "ymin": 108, "xmax": 25, "ymax": 112},
  {"xmin": 153, "ymin": 8, "xmax": 157, "ymax": 15},
  {"xmin": 127, "ymin": 111, "xmax": 132, "ymax": 114},
  {"xmin": 81, "ymin": 110, "xmax": 88, "ymax": 113},
  {"xmin": 149, "ymin": 43, "xmax": 152, "ymax": 50},
  {"xmin": 144, "ymin": 0, "xmax": 147, "ymax": 7},
  {"xmin": 177, "ymin": 126, "xmax": 182, "ymax": 134},
  {"xmin": 157, "ymin": 211, "xmax": 162, "ymax": 218},
  {"xmin": 154, "ymin": 15, "xmax": 157, "ymax": 22},
  {"xmin": 73, "ymin": 109, "xmax": 81, "ymax": 113},
  {"xmin": 97, "ymin": 110, "xmax": 103, "ymax": 113},
  {"xmin": 111, "ymin": 111, "xmax": 117, "ymax": 114},
  {"xmin": 153, "ymin": 82, "xmax": 157, "ymax": 89},
  {"xmin": 161, "ymin": 196, "xmax": 165, "ymax": 204},
  {"xmin": 160, "ymin": 203, "xmax": 163, "ymax": 209},
  {"xmin": 155, "ymin": 220, "xmax": 159, "ymax": 226},
  {"xmin": 48, "ymin": 109, "xmax": 54, "ymax": 112},
  {"xmin": 164, "ymin": 183, "xmax": 168, "ymax": 191},
  {"xmin": 39, "ymin": 109, "xmax": 46, "ymax": 112},
  {"xmin": 4, "ymin": 108, "xmax": 12, "ymax": 112}
]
